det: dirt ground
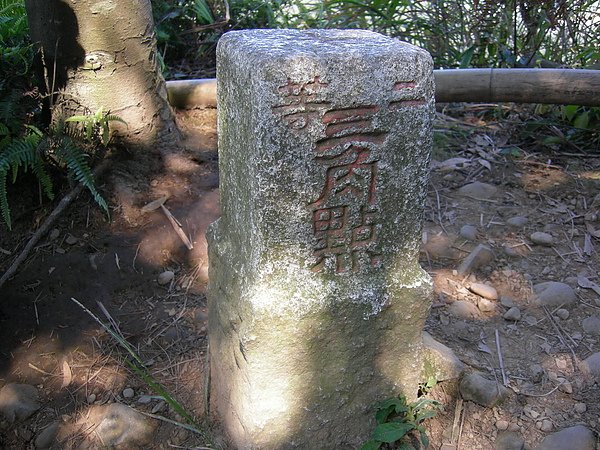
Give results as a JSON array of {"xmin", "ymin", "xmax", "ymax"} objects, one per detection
[{"xmin": 0, "ymin": 105, "xmax": 599, "ymax": 449}]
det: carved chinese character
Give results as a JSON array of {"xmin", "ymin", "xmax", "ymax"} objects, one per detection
[{"xmin": 272, "ymin": 76, "xmax": 330, "ymax": 129}]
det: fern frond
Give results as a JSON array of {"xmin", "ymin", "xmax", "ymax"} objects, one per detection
[
  {"xmin": 0, "ymin": 169, "xmax": 10, "ymax": 229},
  {"xmin": 32, "ymin": 154, "xmax": 54, "ymax": 201},
  {"xmin": 54, "ymin": 137, "xmax": 108, "ymax": 213}
]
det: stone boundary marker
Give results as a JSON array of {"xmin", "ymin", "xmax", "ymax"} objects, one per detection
[{"xmin": 207, "ymin": 29, "xmax": 461, "ymax": 449}]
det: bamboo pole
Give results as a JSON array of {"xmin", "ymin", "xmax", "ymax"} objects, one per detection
[
  {"xmin": 166, "ymin": 69, "xmax": 600, "ymax": 108},
  {"xmin": 434, "ymin": 69, "xmax": 600, "ymax": 106}
]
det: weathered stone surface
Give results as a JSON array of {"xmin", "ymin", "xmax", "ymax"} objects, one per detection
[
  {"xmin": 0, "ymin": 383, "xmax": 40, "ymax": 423},
  {"xmin": 532, "ymin": 282, "xmax": 576, "ymax": 307},
  {"xmin": 81, "ymin": 404, "xmax": 154, "ymax": 447},
  {"xmin": 534, "ymin": 425, "xmax": 595, "ymax": 450},
  {"xmin": 448, "ymin": 300, "xmax": 480, "ymax": 319},
  {"xmin": 457, "ymin": 244, "xmax": 494, "ymax": 275},
  {"xmin": 469, "ymin": 282, "xmax": 499, "ymax": 300},
  {"xmin": 458, "ymin": 181, "xmax": 498, "ymax": 199},
  {"xmin": 495, "ymin": 431, "xmax": 524, "ymax": 450},
  {"xmin": 208, "ymin": 29, "xmax": 435, "ymax": 449},
  {"xmin": 582, "ymin": 316, "xmax": 600, "ymax": 335},
  {"xmin": 530, "ymin": 231, "xmax": 554, "ymax": 246},
  {"xmin": 506, "ymin": 216, "xmax": 528, "ymax": 228},
  {"xmin": 581, "ymin": 352, "xmax": 600, "ymax": 377},
  {"xmin": 460, "ymin": 224, "xmax": 478, "ymax": 241},
  {"xmin": 422, "ymin": 331, "xmax": 465, "ymax": 381},
  {"xmin": 503, "ymin": 306, "xmax": 522, "ymax": 321},
  {"xmin": 459, "ymin": 373, "xmax": 510, "ymax": 407}
]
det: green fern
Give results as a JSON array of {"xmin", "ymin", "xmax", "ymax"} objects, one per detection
[
  {"xmin": 65, "ymin": 108, "xmax": 127, "ymax": 146},
  {"xmin": 53, "ymin": 136, "xmax": 108, "ymax": 213},
  {"xmin": 0, "ymin": 126, "xmax": 46, "ymax": 229}
]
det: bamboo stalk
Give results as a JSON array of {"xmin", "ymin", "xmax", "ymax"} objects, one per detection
[{"xmin": 166, "ymin": 69, "xmax": 600, "ymax": 108}]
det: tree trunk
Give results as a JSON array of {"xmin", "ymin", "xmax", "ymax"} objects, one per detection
[{"xmin": 25, "ymin": 0, "xmax": 176, "ymax": 147}]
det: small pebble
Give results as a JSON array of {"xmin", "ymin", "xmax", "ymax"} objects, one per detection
[
  {"xmin": 530, "ymin": 364, "xmax": 545, "ymax": 383},
  {"xmin": 478, "ymin": 298, "xmax": 495, "ymax": 312},
  {"xmin": 503, "ymin": 307, "xmax": 521, "ymax": 321},
  {"xmin": 448, "ymin": 301, "xmax": 479, "ymax": 320},
  {"xmin": 500, "ymin": 296, "xmax": 515, "ymax": 308},
  {"xmin": 469, "ymin": 282, "xmax": 499, "ymax": 300},
  {"xmin": 533, "ymin": 282, "xmax": 576, "ymax": 307},
  {"xmin": 65, "ymin": 235, "xmax": 78, "ymax": 245},
  {"xmin": 49, "ymin": 229, "xmax": 60, "ymax": 241},
  {"xmin": 507, "ymin": 216, "xmax": 528, "ymax": 228},
  {"xmin": 530, "ymin": 231, "xmax": 554, "ymax": 246},
  {"xmin": 137, "ymin": 395, "xmax": 152, "ymax": 404},
  {"xmin": 582, "ymin": 316, "xmax": 600, "ymax": 335},
  {"xmin": 122, "ymin": 388, "xmax": 135, "ymax": 399},
  {"xmin": 504, "ymin": 245, "xmax": 520, "ymax": 257},
  {"xmin": 555, "ymin": 309, "xmax": 569, "ymax": 320},
  {"xmin": 457, "ymin": 181, "xmax": 498, "ymax": 199},
  {"xmin": 541, "ymin": 419, "xmax": 553, "ymax": 432},
  {"xmin": 496, "ymin": 420, "xmax": 509, "ymax": 431},
  {"xmin": 157, "ymin": 271, "xmax": 174, "ymax": 286},
  {"xmin": 574, "ymin": 403, "xmax": 587, "ymax": 413},
  {"xmin": 460, "ymin": 225, "xmax": 478, "ymax": 241},
  {"xmin": 87, "ymin": 394, "xmax": 96, "ymax": 404}
]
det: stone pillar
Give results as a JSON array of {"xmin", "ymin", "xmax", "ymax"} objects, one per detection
[{"xmin": 208, "ymin": 29, "xmax": 435, "ymax": 449}]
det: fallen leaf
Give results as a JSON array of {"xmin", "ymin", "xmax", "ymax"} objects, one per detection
[
  {"xmin": 61, "ymin": 360, "xmax": 72, "ymax": 389},
  {"xmin": 478, "ymin": 342, "xmax": 492, "ymax": 354}
]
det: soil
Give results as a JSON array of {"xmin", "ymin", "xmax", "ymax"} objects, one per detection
[{"xmin": 0, "ymin": 105, "xmax": 599, "ymax": 449}]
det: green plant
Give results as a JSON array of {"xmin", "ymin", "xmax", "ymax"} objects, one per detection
[
  {"xmin": 70, "ymin": 297, "xmax": 214, "ymax": 446},
  {"xmin": 361, "ymin": 394, "xmax": 442, "ymax": 450},
  {"xmin": 65, "ymin": 107, "xmax": 127, "ymax": 146}
]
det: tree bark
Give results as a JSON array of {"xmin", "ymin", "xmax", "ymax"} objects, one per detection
[{"xmin": 25, "ymin": 0, "xmax": 176, "ymax": 147}]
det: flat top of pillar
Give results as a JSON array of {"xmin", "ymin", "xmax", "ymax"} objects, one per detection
[{"xmin": 218, "ymin": 29, "xmax": 422, "ymax": 58}]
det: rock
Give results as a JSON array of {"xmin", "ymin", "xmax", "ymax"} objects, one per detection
[
  {"xmin": 448, "ymin": 301, "xmax": 480, "ymax": 320},
  {"xmin": 459, "ymin": 372, "xmax": 510, "ymax": 407},
  {"xmin": 506, "ymin": 216, "xmax": 528, "ymax": 229},
  {"xmin": 49, "ymin": 228, "xmax": 60, "ymax": 241},
  {"xmin": 137, "ymin": 395, "xmax": 152, "ymax": 404},
  {"xmin": 478, "ymin": 298, "xmax": 495, "ymax": 312},
  {"xmin": 460, "ymin": 225, "xmax": 478, "ymax": 241},
  {"xmin": 530, "ymin": 364, "xmax": 545, "ymax": 383},
  {"xmin": 157, "ymin": 270, "xmax": 175, "ymax": 286},
  {"xmin": 530, "ymin": 232, "xmax": 554, "ymax": 246},
  {"xmin": 532, "ymin": 282, "xmax": 576, "ymax": 307},
  {"xmin": 82, "ymin": 404, "xmax": 154, "ymax": 447},
  {"xmin": 500, "ymin": 296, "xmax": 515, "ymax": 307},
  {"xmin": 210, "ymin": 28, "xmax": 437, "ymax": 450},
  {"xmin": 503, "ymin": 307, "xmax": 521, "ymax": 321},
  {"xmin": 503, "ymin": 245, "xmax": 520, "ymax": 257},
  {"xmin": 0, "ymin": 383, "xmax": 40, "ymax": 423},
  {"xmin": 581, "ymin": 352, "xmax": 600, "ymax": 377},
  {"xmin": 422, "ymin": 331, "xmax": 465, "ymax": 382},
  {"xmin": 458, "ymin": 181, "xmax": 498, "ymax": 199},
  {"xmin": 555, "ymin": 309, "xmax": 569, "ymax": 320},
  {"xmin": 540, "ymin": 419, "xmax": 553, "ymax": 432},
  {"xmin": 457, "ymin": 244, "xmax": 494, "ymax": 275},
  {"xmin": 534, "ymin": 425, "xmax": 595, "ymax": 450},
  {"xmin": 35, "ymin": 421, "xmax": 59, "ymax": 449},
  {"xmin": 574, "ymin": 402, "xmax": 587, "ymax": 413},
  {"xmin": 495, "ymin": 431, "xmax": 525, "ymax": 450},
  {"xmin": 122, "ymin": 388, "xmax": 135, "ymax": 399},
  {"xmin": 496, "ymin": 420, "xmax": 509, "ymax": 431},
  {"xmin": 65, "ymin": 235, "xmax": 78, "ymax": 245},
  {"xmin": 86, "ymin": 393, "xmax": 96, "ymax": 404},
  {"xmin": 582, "ymin": 316, "xmax": 600, "ymax": 335},
  {"xmin": 469, "ymin": 282, "xmax": 498, "ymax": 300}
]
